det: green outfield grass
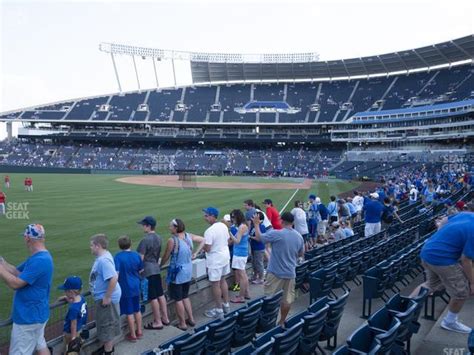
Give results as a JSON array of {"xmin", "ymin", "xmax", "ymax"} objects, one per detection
[{"xmin": 0, "ymin": 173, "xmax": 359, "ymax": 319}]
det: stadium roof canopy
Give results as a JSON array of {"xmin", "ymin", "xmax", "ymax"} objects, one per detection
[{"xmin": 100, "ymin": 35, "xmax": 474, "ymax": 84}]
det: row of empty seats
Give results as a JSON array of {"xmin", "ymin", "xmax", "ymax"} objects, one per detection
[{"xmin": 1, "ymin": 64, "xmax": 472, "ymax": 123}]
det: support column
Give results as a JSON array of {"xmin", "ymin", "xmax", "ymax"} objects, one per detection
[
  {"xmin": 152, "ymin": 58, "xmax": 160, "ymax": 89},
  {"xmin": 172, "ymin": 57, "xmax": 177, "ymax": 88},
  {"xmin": 6, "ymin": 122, "xmax": 13, "ymax": 140},
  {"xmin": 132, "ymin": 56, "xmax": 141, "ymax": 92},
  {"xmin": 111, "ymin": 53, "xmax": 122, "ymax": 93}
]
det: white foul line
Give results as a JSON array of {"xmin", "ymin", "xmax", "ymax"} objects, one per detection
[{"xmin": 280, "ymin": 188, "xmax": 299, "ymax": 214}]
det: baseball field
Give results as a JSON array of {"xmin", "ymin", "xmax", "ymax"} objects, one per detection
[{"xmin": 0, "ymin": 173, "xmax": 360, "ymax": 319}]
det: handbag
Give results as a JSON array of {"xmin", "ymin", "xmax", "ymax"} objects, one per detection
[{"xmin": 166, "ymin": 236, "xmax": 182, "ymax": 284}]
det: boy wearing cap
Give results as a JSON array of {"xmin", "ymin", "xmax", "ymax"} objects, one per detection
[
  {"xmin": 89, "ymin": 234, "xmax": 122, "ymax": 355},
  {"xmin": 198, "ymin": 207, "xmax": 231, "ymax": 318},
  {"xmin": 115, "ymin": 235, "xmax": 144, "ymax": 341},
  {"xmin": 137, "ymin": 216, "xmax": 170, "ymax": 329},
  {"xmin": 0, "ymin": 224, "xmax": 53, "ymax": 355},
  {"xmin": 58, "ymin": 276, "xmax": 88, "ymax": 353}
]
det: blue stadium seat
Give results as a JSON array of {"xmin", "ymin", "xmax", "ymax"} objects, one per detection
[
  {"xmin": 368, "ymin": 302, "xmax": 417, "ymax": 353},
  {"xmin": 298, "ymin": 305, "xmax": 330, "ymax": 355},
  {"xmin": 346, "ymin": 320, "xmax": 400, "ymax": 355},
  {"xmin": 319, "ymin": 291, "xmax": 350, "ymax": 349},
  {"xmin": 256, "ymin": 291, "xmax": 283, "ymax": 333},
  {"xmin": 231, "ymin": 299, "xmax": 263, "ymax": 347},
  {"xmin": 362, "ymin": 263, "xmax": 392, "ymax": 318},
  {"xmin": 310, "ymin": 262, "xmax": 338, "ymax": 302},
  {"xmin": 295, "ymin": 260, "xmax": 309, "ymax": 291},
  {"xmin": 158, "ymin": 327, "xmax": 209, "ymax": 355},
  {"xmin": 195, "ymin": 314, "xmax": 237, "ymax": 354}
]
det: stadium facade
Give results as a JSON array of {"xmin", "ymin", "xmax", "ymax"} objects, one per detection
[{"xmin": 0, "ymin": 35, "xmax": 473, "ymax": 177}]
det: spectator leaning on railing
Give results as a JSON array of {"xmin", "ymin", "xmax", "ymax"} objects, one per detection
[
  {"xmin": 89, "ymin": 234, "xmax": 122, "ymax": 355},
  {"xmin": 0, "ymin": 224, "xmax": 53, "ymax": 355}
]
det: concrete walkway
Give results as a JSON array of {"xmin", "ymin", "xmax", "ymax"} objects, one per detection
[{"xmin": 112, "ymin": 271, "xmax": 473, "ymax": 355}]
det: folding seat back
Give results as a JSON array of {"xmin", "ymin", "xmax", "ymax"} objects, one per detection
[
  {"xmin": 250, "ymin": 339, "xmax": 274, "ymax": 355},
  {"xmin": 319, "ymin": 291, "xmax": 350, "ymax": 349},
  {"xmin": 346, "ymin": 324, "xmax": 382, "ymax": 354},
  {"xmin": 272, "ymin": 319, "xmax": 304, "ymax": 355},
  {"xmin": 309, "ymin": 262, "xmax": 337, "ymax": 302},
  {"xmin": 298, "ymin": 305, "xmax": 329, "ymax": 355},
  {"xmin": 256, "ymin": 291, "xmax": 283, "ymax": 333},
  {"xmin": 375, "ymin": 318, "xmax": 401, "ymax": 354},
  {"xmin": 232, "ymin": 300, "xmax": 263, "ymax": 347},
  {"xmin": 295, "ymin": 260, "xmax": 309, "ymax": 290},
  {"xmin": 159, "ymin": 327, "xmax": 209, "ymax": 355},
  {"xmin": 204, "ymin": 314, "xmax": 237, "ymax": 355}
]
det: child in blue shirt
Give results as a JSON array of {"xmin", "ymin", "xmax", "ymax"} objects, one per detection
[
  {"xmin": 115, "ymin": 235, "xmax": 144, "ymax": 342},
  {"xmin": 58, "ymin": 276, "xmax": 88, "ymax": 353}
]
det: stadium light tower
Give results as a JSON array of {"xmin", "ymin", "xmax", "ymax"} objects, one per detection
[{"xmin": 99, "ymin": 42, "xmax": 320, "ymax": 90}]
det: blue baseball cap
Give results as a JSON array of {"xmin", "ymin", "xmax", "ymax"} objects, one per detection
[
  {"xmin": 308, "ymin": 194, "xmax": 316, "ymax": 200},
  {"xmin": 203, "ymin": 207, "xmax": 219, "ymax": 218},
  {"xmin": 23, "ymin": 224, "xmax": 45, "ymax": 239},
  {"xmin": 58, "ymin": 276, "xmax": 82, "ymax": 290},
  {"xmin": 137, "ymin": 216, "xmax": 157, "ymax": 227}
]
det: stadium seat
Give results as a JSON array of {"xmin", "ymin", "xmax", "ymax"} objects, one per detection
[
  {"xmin": 310, "ymin": 262, "xmax": 338, "ymax": 302},
  {"xmin": 231, "ymin": 299, "xmax": 263, "ymax": 347},
  {"xmin": 272, "ymin": 320, "xmax": 304, "ymax": 354},
  {"xmin": 332, "ymin": 256, "xmax": 352, "ymax": 294},
  {"xmin": 346, "ymin": 320, "xmax": 400, "ymax": 355},
  {"xmin": 195, "ymin": 313, "xmax": 237, "ymax": 355},
  {"xmin": 298, "ymin": 305, "xmax": 330, "ymax": 355},
  {"xmin": 256, "ymin": 290, "xmax": 283, "ymax": 333},
  {"xmin": 295, "ymin": 260, "xmax": 309, "ymax": 291},
  {"xmin": 319, "ymin": 291, "xmax": 350, "ymax": 349},
  {"xmin": 368, "ymin": 302, "xmax": 418, "ymax": 352},
  {"xmin": 362, "ymin": 263, "xmax": 392, "ymax": 318},
  {"xmin": 158, "ymin": 327, "xmax": 209, "ymax": 355}
]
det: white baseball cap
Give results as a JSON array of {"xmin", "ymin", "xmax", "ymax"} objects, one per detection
[
  {"xmin": 370, "ymin": 192, "xmax": 379, "ymax": 199},
  {"xmin": 223, "ymin": 214, "xmax": 231, "ymax": 222}
]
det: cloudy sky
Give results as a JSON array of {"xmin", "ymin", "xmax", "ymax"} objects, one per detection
[{"xmin": 0, "ymin": 0, "xmax": 473, "ymax": 138}]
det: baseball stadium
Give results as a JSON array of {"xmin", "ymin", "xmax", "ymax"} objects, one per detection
[{"xmin": 0, "ymin": 3, "xmax": 473, "ymax": 355}]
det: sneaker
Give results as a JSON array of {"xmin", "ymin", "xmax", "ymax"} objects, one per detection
[
  {"xmin": 251, "ymin": 279, "xmax": 264, "ymax": 285},
  {"xmin": 441, "ymin": 319, "xmax": 472, "ymax": 334},
  {"xmin": 233, "ymin": 284, "xmax": 241, "ymax": 292},
  {"xmin": 222, "ymin": 303, "xmax": 231, "ymax": 314},
  {"xmin": 228, "ymin": 283, "xmax": 237, "ymax": 291},
  {"xmin": 204, "ymin": 308, "xmax": 224, "ymax": 318}
]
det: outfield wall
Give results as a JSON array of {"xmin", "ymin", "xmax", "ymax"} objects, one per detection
[{"xmin": 0, "ymin": 165, "xmax": 143, "ymax": 175}]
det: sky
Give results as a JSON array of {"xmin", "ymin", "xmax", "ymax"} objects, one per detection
[{"xmin": 0, "ymin": 0, "xmax": 473, "ymax": 139}]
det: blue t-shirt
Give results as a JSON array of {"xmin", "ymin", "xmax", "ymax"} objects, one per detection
[
  {"xmin": 250, "ymin": 223, "xmax": 266, "ymax": 251},
  {"xmin": 90, "ymin": 251, "xmax": 122, "ymax": 303},
  {"xmin": 13, "ymin": 251, "xmax": 53, "ymax": 324},
  {"xmin": 346, "ymin": 202, "xmax": 356, "ymax": 215},
  {"xmin": 363, "ymin": 198, "xmax": 384, "ymax": 223},
  {"xmin": 114, "ymin": 251, "xmax": 143, "ymax": 298},
  {"xmin": 317, "ymin": 203, "xmax": 329, "ymax": 220},
  {"xmin": 327, "ymin": 202, "xmax": 338, "ymax": 217},
  {"xmin": 229, "ymin": 225, "xmax": 238, "ymax": 257},
  {"xmin": 260, "ymin": 228, "xmax": 304, "ymax": 278},
  {"xmin": 63, "ymin": 296, "xmax": 88, "ymax": 334},
  {"xmin": 233, "ymin": 225, "xmax": 249, "ymax": 257},
  {"xmin": 421, "ymin": 212, "xmax": 474, "ymax": 266}
]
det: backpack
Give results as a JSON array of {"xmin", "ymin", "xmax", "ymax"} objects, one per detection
[{"xmin": 381, "ymin": 206, "xmax": 394, "ymax": 224}]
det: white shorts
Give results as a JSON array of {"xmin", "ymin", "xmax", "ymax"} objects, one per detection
[
  {"xmin": 365, "ymin": 222, "xmax": 381, "ymax": 237},
  {"xmin": 317, "ymin": 220, "xmax": 327, "ymax": 236},
  {"xmin": 10, "ymin": 322, "xmax": 48, "ymax": 355},
  {"xmin": 208, "ymin": 264, "xmax": 231, "ymax": 282},
  {"xmin": 232, "ymin": 256, "xmax": 248, "ymax": 270}
]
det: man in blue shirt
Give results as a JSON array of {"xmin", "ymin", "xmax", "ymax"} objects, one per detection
[
  {"xmin": 363, "ymin": 192, "xmax": 384, "ymax": 237},
  {"xmin": 411, "ymin": 212, "xmax": 474, "ymax": 334},
  {"xmin": 90, "ymin": 234, "xmax": 122, "ymax": 354},
  {"xmin": 252, "ymin": 212, "xmax": 304, "ymax": 325},
  {"xmin": 0, "ymin": 224, "xmax": 53, "ymax": 355}
]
